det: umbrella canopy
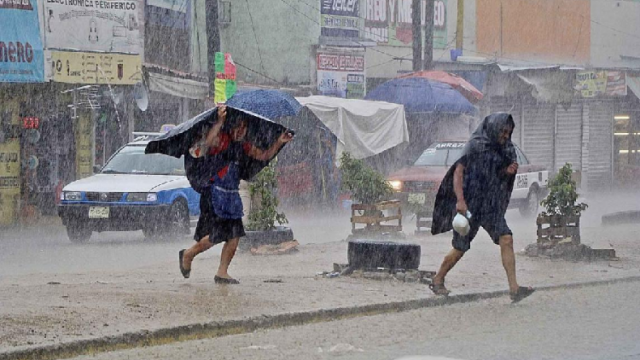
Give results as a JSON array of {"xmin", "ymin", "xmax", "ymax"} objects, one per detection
[
  {"xmin": 398, "ymin": 70, "xmax": 484, "ymax": 103},
  {"xmin": 226, "ymin": 89, "xmax": 302, "ymax": 120},
  {"xmin": 365, "ymin": 78, "xmax": 477, "ymax": 115},
  {"xmin": 145, "ymin": 106, "xmax": 291, "ymax": 180}
]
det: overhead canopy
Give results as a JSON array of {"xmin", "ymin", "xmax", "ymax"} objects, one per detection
[{"xmin": 296, "ymin": 96, "xmax": 409, "ymax": 160}]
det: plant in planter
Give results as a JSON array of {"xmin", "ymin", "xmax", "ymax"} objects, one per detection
[
  {"xmin": 242, "ymin": 159, "xmax": 293, "ymax": 251},
  {"xmin": 339, "ymin": 152, "xmax": 401, "ymax": 235},
  {"xmin": 537, "ymin": 163, "xmax": 588, "ymax": 248}
]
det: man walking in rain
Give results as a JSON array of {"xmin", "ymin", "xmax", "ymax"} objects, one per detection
[
  {"xmin": 178, "ymin": 105, "xmax": 293, "ymax": 284},
  {"xmin": 430, "ymin": 113, "xmax": 535, "ymax": 302}
]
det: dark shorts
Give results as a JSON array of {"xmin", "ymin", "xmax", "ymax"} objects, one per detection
[
  {"xmin": 452, "ymin": 214, "xmax": 512, "ymax": 252},
  {"xmin": 194, "ymin": 189, "xmax": 246, "ymax": 245}
]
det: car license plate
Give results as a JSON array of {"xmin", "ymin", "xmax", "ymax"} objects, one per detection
[
  {"xmin": 408, "ymin": 193, "xmax": 426, "ymax": 204},
  {"xmin": 88, "ymin": 207, "xmax": 110, "ymax": 219}
]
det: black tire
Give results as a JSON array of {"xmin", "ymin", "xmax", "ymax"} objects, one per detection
[
  {"xmin": 519, "ymin": 188, "xmax": 539, "ymax": 218},
  {"xmin": 348, "ymin": 239, "xmax": 421, "ymax": 270},
  {"xmin": 240, "ymin": 226, "xmax": 294, "ymax": 251},
  {"xmin": 66, "ymin": 223, "xmax": 92, "ymax": 243},
  {"xmin": 144, "ymin": 200, "xmax": 190, "ymax": 241}
]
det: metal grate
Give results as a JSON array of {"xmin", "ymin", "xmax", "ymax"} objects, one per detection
[{"xmin": 85, "ymin": 192, "xmax": 124, "ymax": 202}]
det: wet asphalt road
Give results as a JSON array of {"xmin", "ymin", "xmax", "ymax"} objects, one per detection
[{"xmin": 66, "ymin": 280, "xmax": 640, "ymax": 360}]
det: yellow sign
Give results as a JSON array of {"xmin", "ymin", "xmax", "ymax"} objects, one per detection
[
  {"xmin": 75, "ymin": 113, "xmax": 93, "ymax": 180},
  {"xmin": 47, "ymin": 51, "xmax": 143, "ymax": 85},
  {"xmin": 0, "ymin": 100, "xmax": 21, "ymax": 226}
]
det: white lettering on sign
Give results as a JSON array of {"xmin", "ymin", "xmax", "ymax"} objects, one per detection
[
  {"xmin": 365, "ymin": 0, "xmax": 386, "ymax": 22},
  {"xmin": 434, "ymin": 0, "xmax": 445, "ymax": 28},
  {"xmin": 332, "ymin": 0, "xmax": 356, "ymax": 12}
]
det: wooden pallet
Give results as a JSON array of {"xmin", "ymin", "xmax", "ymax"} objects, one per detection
[
  {"xmin": 351, "ymin": 200, "xmax": 402, "ymax": 234},
  {"xmin": 536, "ymin": 214, "xmax": 581, "ymax": 246}
]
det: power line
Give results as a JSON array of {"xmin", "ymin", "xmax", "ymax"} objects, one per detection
[
  {"xmin": 234, "ymin": 61, "xmax": 282, "ymax": 84},
  {"xmin": 245, "ymin": 0, "xmax": 267, "ymax": 75}
]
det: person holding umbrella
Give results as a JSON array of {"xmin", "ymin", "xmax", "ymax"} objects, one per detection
[{"xmin": 179, "ymin": 105, "xmax": 293, "ymax": 284}]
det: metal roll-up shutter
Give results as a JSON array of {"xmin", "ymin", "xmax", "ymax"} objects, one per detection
[
  {"xmin": 490, "ymin": 98, "xmax": 522, "ymax": 147},
  {"xmin": 555, "ymin": 103, "xmax": 583, "ymax": 172},
  {"xmin": 523, "ymin": 103, "xmax": 554, "ymax": 170},
  {"xmin": 588, "ymin": 102, "xmax": 614, "ymax": 189}
]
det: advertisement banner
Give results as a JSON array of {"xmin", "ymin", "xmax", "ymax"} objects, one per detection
[
  {"xmin": 0, "ymin": 0, "xmax": 44, "ymax": 82},
  {"xmin": 42, "ymin": 0, "xmax": 143, "ymax": 54},
  {"xmin": 364, "ymin": 0, "xmax": 447, "ymax": 49},
  {"xmin": 46, "ymin": 50, "xmax": 142, "ymax": 84},
  {"xmin": 0, "ymin": 102, "xmax": 21, "ymax": 226},
  {"xmin": 317, "ymin": 53, "xmax": 365, "ymax": 99},
  {"xmin": 320, "ymin": 0, "xmax": 361, "ymax": 38},
  {"xmin": 214, "ymin": 52, "xmax": 236, "ymax": 104},
  {"xmin": 575, "ymin": 71, "xmax": 627, "ymax": 98}
]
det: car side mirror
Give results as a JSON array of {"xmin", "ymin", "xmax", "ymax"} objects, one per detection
[{"xmin": 93, "ymin": 165, "xmax": 102, "ymax": 174}]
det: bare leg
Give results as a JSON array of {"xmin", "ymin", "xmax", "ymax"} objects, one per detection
[
  {"xmin": 216, "ymin": 237, "xmax": 240, "ymax": 279},
  {"xmin": 183, "ymin": 236, "xmax": 214, "ymax": 270},
  {"xmin": 499, "ymin": 234, "xmax": 519, "ymax": 293},
  {"xmin": 433, "ymin": 248, "xmax": 465, "ymax": 285}
]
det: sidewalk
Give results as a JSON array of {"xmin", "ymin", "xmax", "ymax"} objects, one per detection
[{"xmin": 1, "ymin": 216, "xmax": 640, "ymax": 358}]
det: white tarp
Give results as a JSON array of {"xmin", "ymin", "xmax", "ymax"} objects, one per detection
[
  {"xmin": 147, "ymin": 72, "xmax": 208, "ymax": 99},
  {"xmin": 296, "ymin": 96, "xmax": 409, "ymax": 160}
]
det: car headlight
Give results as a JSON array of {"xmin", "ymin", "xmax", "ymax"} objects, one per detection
[
  {"xmin": 63, "ymin": 191, "xmax": 82, "ymax": 201},
  {"xmin": 388, "ymin": 180, "xmax": 402, "ymax": 191},
  {"xmin": 126, "ymin": 193, "xmax": 157, "ymax": 202}
]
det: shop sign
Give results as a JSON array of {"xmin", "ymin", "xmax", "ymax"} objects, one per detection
[
  {"xmin": 75, "ymin": 113, "xmax": 93, "ymax": 180},
  {"xmin": 575, "ymin": 71, "xmax": 627, "ymax": 98},
  {"xmin": 364, "ymin": 0, "xmax": 447, "ymax": 49},
  {"xmin": 0, "ymin": 102, "xmax": 21, "ymax": 226},
  {"xmin": 45, "ymin": 50, "xmax": 142, "ymax": 84},
  {"xmin": 42, "ymin": 0, "xmax": 143, "ymax": 54},
  {"xmin": 317, "ymin": 53, "xmax": 365, "ymax": 99},
  {"xmin": 0, "ymin": 0, "xmax": 45, "ymax": 82},
  {"xmin": 22, "ymin": 117, "xmax": 40, "ymax": 129},
  {"xmin": 321, "ymin": 0, "xmax": 361, "ymax": 38}
]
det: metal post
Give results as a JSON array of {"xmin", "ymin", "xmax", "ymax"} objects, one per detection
[
  {"xmin": 412, "ymin": 0, "xmax": 423, "ymax": 71},
  {"xmin": 206, "ymin": 0, "xmax": 221, "ymax": 96},
  {"xmin": 456, "ymin": 0, "xmax": 464, "ymax": 50},
  {"xmin": 424, "ymin": 0, "xmax": 434, "ymax": 69}
]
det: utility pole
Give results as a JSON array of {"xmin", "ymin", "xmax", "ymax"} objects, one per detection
[
  {"xmin": 423, "ymin": 0, "xmax": 434, "ymax": 70},
  {"xmin": 412, "ymin": 0, "xmax": 422, "ymax": 71},
  {"xmin": 456, "ymin": 0, "xmax": 464, "ymax": 50},
  {"xmin": 205, "ymin": 0, "xmax": 221, "ymax": 97}
]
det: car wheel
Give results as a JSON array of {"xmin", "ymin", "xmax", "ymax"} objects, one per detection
[
  {"xmin": 348, "ymin": 239, "xmax": 421, "ymax": 270},
  {"xmin": 519, "ymin": 189, "xmax": 539, "ymax": 218},
  {"xmin": 66, "ymin": 223, "xmax": 92, "ymax": 243},
  {"xmin": 145, "ymin": 200, "xmax": 190, "ymax": 241}
]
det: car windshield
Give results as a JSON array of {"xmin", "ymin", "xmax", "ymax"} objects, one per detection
[
  {"xmin": 413, "ymin": 142, "xmax": 465, "ymax": 167},
  {"xmin": 101, "ymin": 145, "xmax": 185, "ymax": 176}
]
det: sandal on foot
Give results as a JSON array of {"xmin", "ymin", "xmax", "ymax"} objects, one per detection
[
  {"xmin": 510, "ymin": 286, "xmax": 535, "ymax": 303},
  {"xmin": 429, "ymin": 282, "xmax": 451, "ymax": 296},
  {"xmin": 179, "ymin": 250, "xmax": 190, "ymax": 279},
  {"xmin": 214, "ymin": 276, "xmax": 240, "ymax": 285}
]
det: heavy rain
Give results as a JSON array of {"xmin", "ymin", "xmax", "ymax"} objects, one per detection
[{"xmin": 1, "ymin": 0, "xmax": 640, "ymax": 359}]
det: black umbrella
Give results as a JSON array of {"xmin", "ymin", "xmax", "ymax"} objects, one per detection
[{"xmin": 145, "ymin": 106, "xmax": 291, "ymax": 180}]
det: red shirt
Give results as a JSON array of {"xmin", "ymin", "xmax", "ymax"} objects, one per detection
[{"xmin": 208, "ymin": 133, "xmax": 252, "ymax": 179}]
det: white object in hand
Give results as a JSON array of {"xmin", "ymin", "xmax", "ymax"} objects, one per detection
[{"xmin": 452, "ymin": 211, "xmax": 472, "ymax": 236}]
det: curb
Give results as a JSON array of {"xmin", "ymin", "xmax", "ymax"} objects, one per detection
[{"xmin": 2, "ymin": 275, "xmax": 640, "ymax": 360}]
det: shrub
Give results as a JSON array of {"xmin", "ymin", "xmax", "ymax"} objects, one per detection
[
  {"xmin": 540, "ymin": 163, "xmax": 588, "ymax": 217},
  {"xmin": 339, "ymin": 152, "xmax": 392, "ymax": 204}
]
